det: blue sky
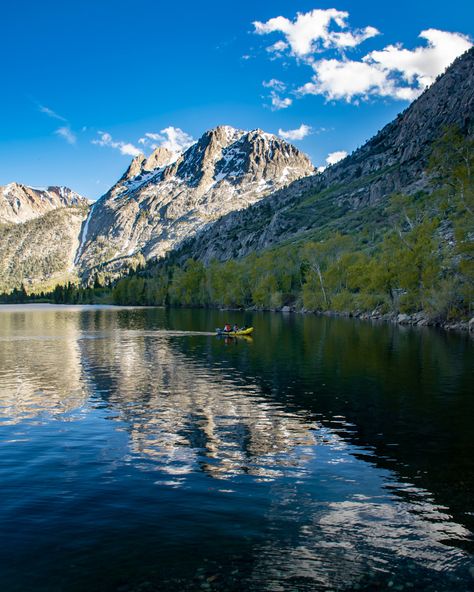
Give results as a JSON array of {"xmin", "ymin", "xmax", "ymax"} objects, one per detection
[{"xmin": 1, "ymin": 0, "xmax": 472, "ymax": 199}]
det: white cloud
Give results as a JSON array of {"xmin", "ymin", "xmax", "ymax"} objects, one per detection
[
  {"xmin": 38, "ymin": 104, "xmax": 67, "ymax": 122},
  {"xmin": 119, "ymin": 143, "xmax": 142, "ymax": 157},
  {"xmin": 254, "ymin": 8, "xmax": 471, "ymax": 104},
  {"xmin": 262, "ymin": 78, "xmax": 286, "ymax": 91},
  {"xmin": 38, "ymin": 103, "xmax": 78, "ymax": 144},
  {"xmin": 262, "ymin": 80, "xmax": 292, "ymax": 110},
  {"xmin": 326, "ymin": 150, "xmax": 348, "ymax": 165},
  {"xmin": 92, "ymin": 132, "xmax": 141, "ymax": 157},
  {"xmin": 364, "ymin": 28, "xmax": 472, "ymax": 88},
  {"xmin": 266, "ymin": 40, "xmax": 289, "ymax": 55},
  {"xmin": 269, "ymin": 91, "xmax": 292, "ymax": 110},
  {"xmin": 138, "ymin": 127, "xmax": 195, "ymax": 154},
  {"xmin": 299, "ymin": 58, "xmax": 397, "ymax": 102},
  {"xmin": 278, "ymin": 124, "xmax": 312, "ymax": 141},
  {"xmin": 317, "ymin": 150, "xmax": 348, "ymax": 172},
  {"xmin": 295, "ymin": 28, "xmax": 471, "ymax": 103},
  {"xmin": 254, "ymin": 9, "xmax": 379, "ymax": 57},
  {"xmin": 55, "ymin": 126, "xmax": 77, "ymax": 145}
]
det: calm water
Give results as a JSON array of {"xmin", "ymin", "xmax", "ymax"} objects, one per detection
[{"xmin": 0, "ymin": 305, "xmax": 473, "ymax": 592}]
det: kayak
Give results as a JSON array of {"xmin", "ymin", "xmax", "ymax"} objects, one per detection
[{"xmin": 216, "ymin": 327, "xmax": 254, "ymax": 336}]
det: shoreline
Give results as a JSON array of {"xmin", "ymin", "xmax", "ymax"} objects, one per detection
[{"xmin": 1, "ymin": 301, "xmax": 472, "ymax": 333}]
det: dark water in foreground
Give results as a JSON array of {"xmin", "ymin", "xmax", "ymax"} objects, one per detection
[{"xmin": 0, "ymin": 305, "xmax": 473, "ymax": 592}]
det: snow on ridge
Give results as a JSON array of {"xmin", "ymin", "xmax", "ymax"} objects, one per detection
[
  {"xmin": 221, "ymin": 125, "xmax": 247, "ymax": 144},
  {"xmin": 3, "ymin": 183, "xmax": 16, "ymax": 197},
  {"xmin": 27, "ymin": 185, "xmax": 48, "ymax": 192}
]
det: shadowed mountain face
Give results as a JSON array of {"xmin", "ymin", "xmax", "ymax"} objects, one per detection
[
  {"xmin": 75, "ymin": 126, "xmax": 314, "ymax": 279},
  {"xmin": 0, "ymin": 206, "xmax": 89, "ymax": 293},
  {"xmin": 177, "ymin": 48, "xmax": 474, "ymax": 263}
]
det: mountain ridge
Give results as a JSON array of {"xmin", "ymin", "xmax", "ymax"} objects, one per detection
[
  {"xmin": 0, "ymin": 183, "xmax": 89, "ymax": 225},
  {"xmin": 174, "ymin": 47, "xmax": 474, "ymax": 263}
]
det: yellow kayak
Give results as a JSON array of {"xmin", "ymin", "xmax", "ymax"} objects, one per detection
[{"xmin": 216, "ymin": 327, "xmax": 254, "ymax": 336}]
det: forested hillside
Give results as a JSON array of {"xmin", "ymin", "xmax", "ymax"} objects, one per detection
[{"xmin": 0, "ymin": 205, "xmax": 88, "ymax": 293}]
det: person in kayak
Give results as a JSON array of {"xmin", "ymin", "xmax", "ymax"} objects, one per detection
[
  {"xmin": 232, "ymin": 323, "xmax": 239, "ymax": 332},
  {"xmin": 223, "ymin": 323, "xmax": 232, "ymax": 333}
]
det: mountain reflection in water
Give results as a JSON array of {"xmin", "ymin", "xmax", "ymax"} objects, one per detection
[{"xmin": 0, "ymin": 305, "xmax": 473, "ymax": 592}]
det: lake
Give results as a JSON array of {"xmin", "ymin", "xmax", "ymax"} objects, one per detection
[{"xmin": 0, "ymin": 304, "xmax": 473, "ymax": 591}]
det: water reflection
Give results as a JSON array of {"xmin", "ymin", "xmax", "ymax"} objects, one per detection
[
  {"xmin": 0, "ymin": 309, "xmax": 89, "ymax": 423},
  {"xmin": 249, "ymin": 484, "xmax": 471, "ymax": 590},
  {"xmin": 79, "ymin": 327, "xmax": 319, "ymax": 482},
  {"xmin": 0, "ymin": 305, "xmax": 473, "ymax": 592}
]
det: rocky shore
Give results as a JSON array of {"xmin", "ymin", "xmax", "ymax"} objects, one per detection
[{"xmin": 274, "ymin": 306, "xmax": 474, "ymax": 333}]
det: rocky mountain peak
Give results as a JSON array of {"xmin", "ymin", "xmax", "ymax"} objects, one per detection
[
  {"xmin": 172, "ymin": 126, "xmax": 245, "ymax": 188},
  {"xmin": 238, "ymin": 129, "xmax": 313, "ymax": 182},
  {"xmin": 120, "ymin": 154, "xmax": 147, "ymax": 182},
  {"xmin": 171, "ymin": 126, "xmax": 314, "ymax": 191},
  {"xmin": 75, "ymin": 124, "xmax": 314, "ymax": 277},
  {"xmin": 145, "ymin": 146, "xmax": 175, "ymax": 170}
]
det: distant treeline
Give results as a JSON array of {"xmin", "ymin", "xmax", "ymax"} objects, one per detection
[
  {"xmin": 0, "ymin": 277, "xmax": 111, "ymax": 305},
  {"xmin": 2, "ymin": 128, "xmax": 473, "ymax": 322}
]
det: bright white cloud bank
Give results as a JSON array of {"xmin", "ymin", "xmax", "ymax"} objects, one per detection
[
  {"xmin": 278, "ymin": 124, "xmax": 312, "ymax": 141},
  {"xmin": 254, "ymin": 9, "xmax": 472, "ymax": 103},
  {"xmin": 92, "ymin": 132, "xmax": 141, "ymax": 157},
  {"xmin": 302, "ymin": 29, "xmax": 472, "ymax": 102},
  {"xmin": 138, "ymin": 127, "xmax": 195, "ymax": 153},
  {"xmin": 254, "ymin": 9, "xmax": 379, "ymax": 56}
]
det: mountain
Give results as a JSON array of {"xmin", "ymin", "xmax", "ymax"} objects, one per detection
[
  {"xmin": 0, "ymin": 183, "xmax": 88, "ymax": 225},
  {"xmin": 176, "ymin": 48, "xmax": 474, "ymax": 263},
  {"xmin": 0, "ymin": 184, "xmax": 89, "ymax": 292},
  {"xmin": 75, "ymin": 126, "xmax": 314, "ymax": 279},
  {"xmin": 0, "ymin": 207, "xmax": 89, "ymax": 292}
]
